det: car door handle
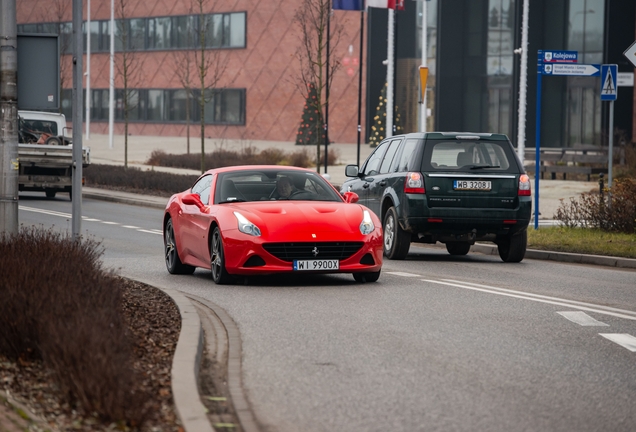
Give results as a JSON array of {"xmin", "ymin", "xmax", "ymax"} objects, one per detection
[
  {"xmin": 363, "ymin": 183, "xmax": 370, "ymax": 189},
  {"xmin": 379, "ymin": 180, "xmax": 387, "ymax": 186}
]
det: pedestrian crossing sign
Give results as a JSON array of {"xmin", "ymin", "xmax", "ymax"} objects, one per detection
[{"xmin": 600, "ymin": 64, "xmax": 617, "ymax": 101}]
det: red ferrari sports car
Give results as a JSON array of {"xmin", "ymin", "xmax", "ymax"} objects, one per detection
[{"xmin": 163, "ymin": 165, "xmax": 383, "ymax": 284}]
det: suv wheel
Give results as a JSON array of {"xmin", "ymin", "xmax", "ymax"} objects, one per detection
[
  {"xmin": 446, "ymin": 242, "xmax": 471, "ymax": 256},
  {"xmin": 383, "ymin": 206, "xmax": 410, "ymax": 260},
  {"xmin": 497, "ymin": 229, "xmax": 527, "ymax": 263}
]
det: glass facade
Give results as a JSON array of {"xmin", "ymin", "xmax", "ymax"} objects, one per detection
[
  {"xmin": 63, "ymin": 89, "xmax": 245, "ymax": 126},
  {"xmin": 565, "ymin": 0, "xmax": 605, "ymax": 145},
  {"xmin": 18, "ymin": 12, "xmax": 247, "ymax": 54}
]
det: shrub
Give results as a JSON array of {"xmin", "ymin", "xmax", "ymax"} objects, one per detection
[
  {"xmin": 554, "ymin": 177, "xmax": 636, "ymax": 233},
  {"xmin": 84, "ymin": 164, "xmax": 198, "ymax": 196},
  {"xmin": 146, "ymin": 145, "xmax": 315, "ymax": 170},
  {"xmin": 0, "ymin": 228, "xmax": 149, "ymax": 425}
]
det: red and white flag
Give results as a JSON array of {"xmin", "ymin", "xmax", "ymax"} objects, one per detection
[{"xmin": 367, "ymin": 0, "xmax": 404, "ymax": 10}]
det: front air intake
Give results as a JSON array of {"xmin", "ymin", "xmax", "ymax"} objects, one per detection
[{"xmin": 263, "ymin": 242, "xmax": 364, "ymax": 262}]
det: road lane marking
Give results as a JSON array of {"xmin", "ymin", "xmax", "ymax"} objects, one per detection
[
  {"xmin": 599, "ymin": 334, "xmax": 636, "ymax": 352},
  {"xmin": 557, "ymin": 311, "xmax": 609, "ymax": 326},
  {"xmin": 19, "ymin": 205, "xmax": 164, "ymax": 236},
  {"xmin": 19, "ymin": 206, "xmax": 71, "ymax": 218},
  {"xmin": 138, "ymin": 229, "xmax": 163, "ymax": 236},
  {"xmin": 421, "ymin": 279, "xmax": 636, "ymax": 321},
  {"xmin": 385, "ymin": 271, "xmax": 421, "ymax": 277}
]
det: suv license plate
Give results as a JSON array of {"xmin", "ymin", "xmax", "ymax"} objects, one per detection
[
  {"xmin": 454, "ymin": 180, "xmax": 491, "ymax": 191},
  {"xmin": 293, "ymin": 259, "xmax": 339, "ymax": 271}
]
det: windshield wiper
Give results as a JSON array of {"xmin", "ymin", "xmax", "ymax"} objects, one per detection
[
  {"xmin": 469, "ymin": 164, "xmax": 500, "ymax": 170},
  {"xmin": 219, "ymin": 198, "xmax": 247, "ymax": 203}
]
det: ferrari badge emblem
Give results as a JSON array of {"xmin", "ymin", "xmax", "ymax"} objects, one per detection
[{"xmin": 312, "ymin": 247, "xmax": 319, "ymax": 257}]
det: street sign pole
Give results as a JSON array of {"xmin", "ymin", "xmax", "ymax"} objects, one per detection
[
  {"xmin": 600, "ymin": 64, "xmax": 617, "ymax": 204},
  {"xmin": 534, "ymin": 53, "xmax": 542, "ymax": 230}
]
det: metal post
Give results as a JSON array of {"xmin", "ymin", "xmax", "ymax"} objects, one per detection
[
  {"xmin": 608, "ymin": 100, "xmax": 614, "ymax": 204},
  {"xmin": 419, "ymin": 0, "xmax": 427, "ymax": 132},
  {"xmin": 72, "ymin": 0, "xmax": 83, "ymax": 238},
  {"xmin": 0, "ymin": 0, "xmax": 18, "ymax": 235},
  {"xmin": 534, "ymin": 56, "xmax": 542, "ymax": 230},
  {"xmin": 85, "ymin": 0, "xmax": 91, "ymax": 140},
  {"xmin": 356, "ymin": 4, "xmax": 364, "ymax": 166},
  {"xmin": 108, "ymin": 0, "xmax": 114, "ymax": 149},
  {"xmin": 324, "ymin": 5, "xmax": 330, "ymax": 174},
  {"xmin": 516, "ymin": 0, "xmax": 529, "ymax": 166},
  {"xmin": 386, "ymin": 8, "xmax": 394, "ymax": 139}
]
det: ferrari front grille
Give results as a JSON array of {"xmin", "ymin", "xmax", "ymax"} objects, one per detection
[{"xmin": 262, "ymin": 242, "xmax": 364, "ymax": 262}]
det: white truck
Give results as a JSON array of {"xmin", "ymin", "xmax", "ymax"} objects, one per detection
[{"xmin": 18, "ymin": 110, "xmax": 90, "ymax": 199}]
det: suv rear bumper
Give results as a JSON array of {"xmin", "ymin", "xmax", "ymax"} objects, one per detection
[{"xmin": 400, "ymin": 196, "xmax": 531, "ymax": 239}]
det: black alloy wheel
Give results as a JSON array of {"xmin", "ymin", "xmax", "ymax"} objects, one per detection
[
  {"xmin": 210, "ymin": 227, "xmax": 232, "ymax": 284},
  {"xmin": 164, "ymin": 218, "xmax": 196, "ymax": 274},
  {"xmin": 383, "ymin": 206, "xmax": 411, "ymax": 260}
]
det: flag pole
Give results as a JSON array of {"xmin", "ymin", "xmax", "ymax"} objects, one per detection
[
  {"xmin": 356, "ymin": 1, "xmax": 365, "ymax": 166},
  {"xmin": 386, "ymin": 7, "xmax": 394, "ymax": 138}
]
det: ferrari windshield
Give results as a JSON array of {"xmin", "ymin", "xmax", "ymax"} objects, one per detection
[{"xmin": 214, "ymin": 169, "xmax": 343, "ymax": 204}]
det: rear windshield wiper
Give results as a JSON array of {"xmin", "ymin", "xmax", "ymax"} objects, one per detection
[{"xmin": 469, "ymin": 164, "xmax": 500, "ymax": 170}]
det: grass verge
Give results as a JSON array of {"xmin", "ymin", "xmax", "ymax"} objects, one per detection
[{"xmin": 527, "ymin": 226, "xmax": 636, "ymax": 259}]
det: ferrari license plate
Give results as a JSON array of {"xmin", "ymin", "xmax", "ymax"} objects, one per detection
[
  {"xmin": 453, "ymin": 180, "xmax": 491, "ymax": 191},
  {"xmin": 293, "ymin": 259, "xmax": 339, "ymax": 271}
]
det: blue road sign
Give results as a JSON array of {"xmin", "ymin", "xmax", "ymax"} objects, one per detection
[
  {"xmin": 541, "ymin": 63, "xmax": 600, "ymax": 76},
  {"xmin": 539, "ymin": 50, "xmax": 578, "ymax": 64},
  {"xmin": 600, "ymin": 64, "xmax": 618, "ymax": 101}
]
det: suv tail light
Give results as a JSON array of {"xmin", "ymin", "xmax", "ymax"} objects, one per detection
[
  {"xmin": 404, "ymin": 172, "xmax": 425, "ymax": 194},
  {"xmin": 518, "ymin": 174, "xmax": 531, "ymax": 196}
]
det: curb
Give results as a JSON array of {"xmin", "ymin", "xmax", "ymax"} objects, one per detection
[
  {"xmin": 150, "ymin": 285, "xmax": 215, "ymax": 432},
  {"xmin": 469, "ymin": 243, "xmax": 636, "ymax": 269},
  {"xmin": 82, "ymin": 188, "xmax": 167, "ymax": 210},
  {"xmin": 186, "ymin": 294, "xmax": 261, "ymax": 432}
]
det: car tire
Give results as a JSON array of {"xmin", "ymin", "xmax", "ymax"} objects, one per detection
[
  {"xmin": 45, "ymin": 189, "xmax": 56, "ymax": 199},
  {"xmin": 498, "ymin": 229, "xmax": 527, "ymax": 263},
  {"xmin": 210, "ymin": 226, "xmax": 232, "ymax": 284},
  {"xmin": 445, "ymin": 242, "xmax": 471, "ymax": 256},
  {"xmin": 353, "ymin": 270, "xmax": 381, "ymax": 283},
  {"xmin": 383, "ymin": 206, "xmax": 410, "ymax": 260},
  {"xmin": 164, "ymin": 218, "xmax": 196, "ymax": 275}
]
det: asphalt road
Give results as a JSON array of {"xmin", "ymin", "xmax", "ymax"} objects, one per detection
[{"xmin": 18, "ymin": 194, "xmax": 636, "ymax": 432}]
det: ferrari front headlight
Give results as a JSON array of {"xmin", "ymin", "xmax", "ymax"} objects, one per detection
[
  {"xmin": 234, "ymin": 211, "xmax": 261, "ymax": 236},
  {"xmin": 359, "ymin": 210, "xmax": 375, "ymax": 235}
]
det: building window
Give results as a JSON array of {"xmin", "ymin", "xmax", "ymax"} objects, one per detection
[{"xmin": 19, "ymin": 11, "xmax": 246, "ymax": 53}]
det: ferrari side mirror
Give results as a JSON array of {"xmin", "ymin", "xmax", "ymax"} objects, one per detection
[
  {"xmin": 182, "ymin": 193, "xmax": 205, "ymax": 211},
  {"xmin": 343, "ymin": 191, "xmax": 359, "ymax": 203}
]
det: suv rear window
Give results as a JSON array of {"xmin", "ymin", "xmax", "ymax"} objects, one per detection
[{"xmin": 422, "ymin": 139, "xmax": 518, "ymax": 172}]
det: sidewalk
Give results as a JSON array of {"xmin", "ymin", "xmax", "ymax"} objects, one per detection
[{"xmin": 83, "ymin": 133, "xmax": 597, "ymax": 219}]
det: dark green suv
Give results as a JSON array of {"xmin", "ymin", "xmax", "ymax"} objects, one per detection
[{"xmin": 341, "ymin": 132, "xmax": 532, "ymax": 262}]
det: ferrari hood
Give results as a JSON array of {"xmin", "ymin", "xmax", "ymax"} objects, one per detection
[{"xmin": 231, "ymin": 202, "xmax": 369, "ymax": 239}]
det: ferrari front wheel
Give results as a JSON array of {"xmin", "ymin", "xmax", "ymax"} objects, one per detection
[
  {"xmin": 210, "ymin": 227, "xmax": 232, "ymax": 284},
  {"xmin": 165, "ymin": 218, "xmax": 195, "ymax": 275}
]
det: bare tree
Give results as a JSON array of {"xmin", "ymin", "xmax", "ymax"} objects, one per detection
[
  {"xmin": 192, "ymin": 0, "xmax": 228, "ymax": 173},
  {"xmin": 115, "ymin": 0, "xmax": 144, "ymax": 168},
  {"xmin": 293, "ymin": 0, "xmax": 343, "ymax": 170},
  {"xmin": 172, "ymin": 22, "xmax": 197, "ymax": 155}
]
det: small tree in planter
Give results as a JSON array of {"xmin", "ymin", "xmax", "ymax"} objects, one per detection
[
  {"xmin": 369, "ymin": 82, "xmax": 403, "ymax": 147},
  {"xmin": 295, "ymin": 83, "xmax": 325, "ymax": 146}
]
